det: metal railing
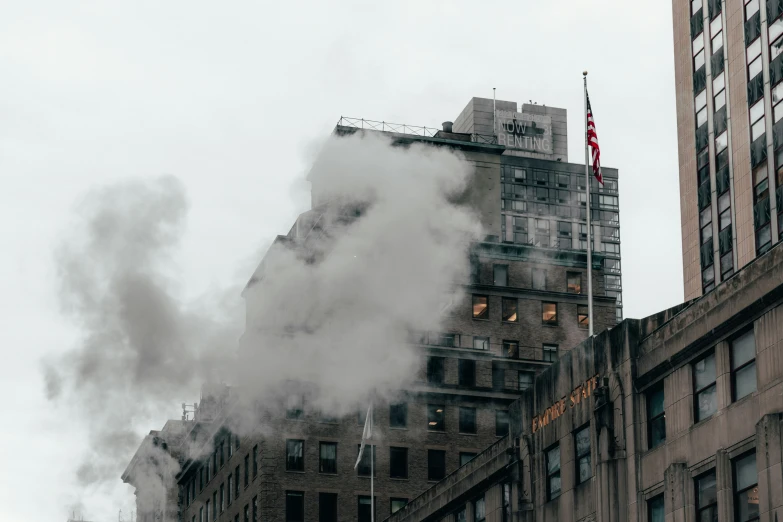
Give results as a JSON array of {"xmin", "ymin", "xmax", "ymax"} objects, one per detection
[{"xmin": 337, "ymin": 117, "xmax": 440, "ymax": 137}]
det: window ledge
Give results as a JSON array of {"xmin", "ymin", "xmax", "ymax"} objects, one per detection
[
  {"xmin": 458, "ymin": 432, "xmax": 478, "ymax": 436},
  {"xmin": 389, "ymin": 427, "xmax": 408, "ymax": 431},
  {"xmin": 390, "ymin": 477, "xmax": 409, "ymax": 481},
  {"xmin": 285, "ymin": 470, "xmax": 306, "ymax": 474}
]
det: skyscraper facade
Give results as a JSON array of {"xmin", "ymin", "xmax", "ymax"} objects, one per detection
[{"xmin": 674, "ymin": 0, "xmax": 783, "ymax": 299}]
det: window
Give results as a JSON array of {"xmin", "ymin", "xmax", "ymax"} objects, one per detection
[
  {"xmin": 390, "ymin": 403, "xmax": 407, "ymax": 428},
  {"xmin": 574, "ymin": 424, "xmax": 592, "ymax": 484},
  {"xmin": 472, "ymin": 295, "xmax": 489, "ymax": 319},
  {"xmin": 458, "ymin": 359, "xmax": 476, "ymax": 387},
  {"xmin": 428, "ymin": 450, "xmax": 446, "ymax": 481},
  {"xmin": 731, "ymin": 329, "xmax": 757, "ymax": 401},
  {"xmin": 286, "ymin": 395, "xmax": 304, "ymax": 420},
  {"xmin": 648, "ymin": 495, "xmax": 664, "ymax": 522},
  {"xmin": 427, "ymin": 357, "xmax": 444, "ymax": 384},
  {"xmin": 212, "ymin": 493, "xmax": 217, "ymax": 519},
  {"xmin": 244, "ymin": 455, "xmax": 249, "ymax": 487},
  {"xmin": 546, "ymin": 445, "xmax": 562, "ymax": 500},
  {"xmin": 228, "ymin": 434, "xmax": 233, "ymax": 459},
  {"xmin": 558, "ymin": 221, "xmax": 572, "ymax": 237},
  {"xmin": 533, "ymin": 268, "xmax": 547, "ymax": 290},
  {"xmin": 252, "ymin": 445, "xmax": 258, "ymax": 477},
  {"xmin": 459, "ymin": 407, "xmax": 477, "ymax": 434},
  {"xmin": 252, "ymin": 497, "xmax": 257, "ymax": 522},
  {"xmin": 502, "ymin": 297, "xmax": 518, "ymax": 322},
  {"xmin": 693, "ymin": 352, "xmax": 717, "ymax": 421},
  {"xmin": 390, "ymin": 498, "xmax": 408, "ymax": 515},
  {"xmin": 519, "ymin": 371, "xmax": 533, "ymax": 391},
  {"xmin": 220, "ymin": 441, "xmax": 225, "ymax": 468},
  {"xmin": 492, "ymin": 365, "xmax": 505, "ymax": 390},
  {"xmin": 358, "ymin": 496, "xmax": 376, "ymax": 522},
  {"xmin": 733, "ymin": 452, "xmax": 759, "ymax": 522},
  {"xmin": 493, "ymin": 265, "xmax": 508, "ymax": 286},
  {"xmin": 496, "ymin": 410, "xmax": 509, "ymax": 436},
  {"xmin": 234, "ymin": 466, "xmax": 239, "ymax": 496},
  {"xmin": 460, "ymin": 452, "xmax": 477, "ymax": 466},
  {"xmin": 543, "ymin": 344, "xmax": 558, "ymax": 362},
  {"xmin": 220, "ymin": 484, "xmax": 225, "ymax": 512},
  {"xmin": 542, "ymin": 302, "xmax": 557, "ymax": 325},
  {"xmin": 200, "ymin": 507, "xmax": 204, "ymax": 522},
  {"xmin": 428, "ymin": 405, "xmax": 445, "ymax": 431},
  {"xmin": 502, "ymin": 483, "xmax": 511, "ymax": 522},
  {"xmin": 389, "ymin": 447, "xmax": 408, "ymax": 478},
  {"xmin": 577, "ymin": 305, "xmax": 589, "ymax": 329},
  {"xmin": 319, "ymin": 442, "xmax": 337, "ymax": 474},
  {"xmin": 242, "ymin": 504, "xmax": 246, "ymax": 522},
  {"xmin": 503, "ymin": 340, "xmax": 519, "ymax": 359},
  {"xmin": 234, "ymin": 515, "xmax": 238, "ymax": 522},
  {"xmin": 286, "ymin": 439, "xmax": 304, "ymax": 472},
  {"xmin": 695, "ymin": 471, "xmax": 717, "ymax": 522},
  {"xmin": 286, "ymin": 491, "xmax": 304, "ymax": 522},
  {"xmin": 567, "ymin": 272, "xmax": 582, "ymax": 294},
  {"xmin": 474, "ymin": 496, "xmax": 486, "ymax": 522},
  {"xmin": 227, "ymin": 475, "xmax": 232, "ymax": 505},
  {"xmin": 473, "ymin": 336, "xmax": 489, "ymax": 350},
  {"xmin": 356, "ymin": 445, "xmax": 375, "ymax": 476},
  {"xmin": 319, "ymin": 493, "xmax": 337, "ymax": 522},
  {"xmin": 646, "ymin": 382, "xmax": 666, "ymax": 449}
]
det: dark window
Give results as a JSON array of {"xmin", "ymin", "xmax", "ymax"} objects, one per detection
[
  {"xmin": 474, "ymin": 496, "xmax": 486, "ymax": 522},
  {"xmin": 220, "ymin": 484, "xmax": 225, "ymax": 512},
  {"xmin": 502, "ymin": 483, "xmax": 511, "ymax": 522},
  {"xmin": 502, "ymin": 297, "xmax": 518, "ymax": 322},
  {"xmin": 390, "ymin": 403, "xmax": 407, "ymax": 428},
  {"xmin": 319, "ymin": 442, "xmax": 337, "ymax": 474},
  {"xmin": 390, "ymin": 498, "xmax": 408, "ymax": 515},
  {"xmin": 472, "ymin": 295, "xmax": 489, "ymax": 319},
  {"xmin": 220, "ymin": 441, "xmax": 225, "ymax": 468},
  {"xmin": 647, "ymin": 382, "xmax": 666, "ymax": 449},
  {"xmin": 577, "ymin": 305, "xmax": 589, "ymax": 329},
  {"xmin": 319, "ymin": 493, "xmax": 337, "ymax": 522},
  {"xmin": 693, "ymin": 352, "xmax": 717, "ymax": 422},
  {"xmin": 458, "ymin": 359, "xmax": 476, "ymax": 387},
  {"xmin": 286, "ymin": 439, "xmax": 304, "ymax": 472},
  {"xmin": 460, "ymin": 452, "xmax": 477, "ymax": 466},
  {"xmin": 695, "ymin": 471, "xmax": 717, "ymax": 522},
  {"xmin": 389, "ymin": 447, "xmax": 408, "ymax": 479},
  {"xmin": 473, "ymin": 336, "xmax": 489, "ymax": 350},
  {"xmin": 234, "ymin": 466, "xmax": 239, "ymax": 496},
  {"xmin": 519, "ymin": 371, "xmax": 533, "ymax": 391},
  {"xmin": 543, "ymin": 344, "xmax": 558, "ymax": 362},
  {"xmin": 227, "ymin": 475, "xmax": 232, "ymax": 505},
  {"xmin": 213, "ymin": 492, "xmax": 217, "ymax": 519},
  {"xmin": 199, "ymin": 467, "xmax": 204, "ymax": 491},
  {"xmin": 252, "ymin": 445, "xmax": 258, "ymax": 477},
  {"xmin": 492, "ymin": 365, "xmax": 505, "ymax": 390},
  {"xmin": 243, "ymin": 504, "xmax": 248, "ymax": 522},
  {"xmin": 286, "ymin": 491, "xmax": 304, "ymax": 522},
  {"xmin": 503, "ymin": 340, "xmax": 519, "ymax": 359},
  {"xmin": 567, "ymin": 272, "xmax": 582, "ymax": 293},
  {"xmin": 459, "ymin": 407, "xmax": 477, "ymax": 434},
  {"xmin": 428, "ymin": 405, "xmax": 445, "ymax": 431},
  {"xmin": 533, "ymin": 268, "xmax": 547, "ymax": 290},
  {"xmin": 496, "ymin": 410, "xmax": 509, "ymax": 436},
  {"xmin": 286, "ymin": 396, "xmax": 304, "ymax": 420},
  {"xmin": 731, "ymin": 329, "xmax": 757, "ymax": 401},
  {"xmin": 648, "ymin": 495, "xmax": 664, "ymax": 522},
  {"xmin": 356, "ymin": 445, "xmax": 375, "ymax": 476},
  {"xmin": 574, "ymin": 424, "xmax": 592, "ymax": 484},
  {"xmin": 542, "ymin": 302, "xmax": 557, "ymax": 325},
  {"xmin": 252, "ymin": 497, "xmax": 257, "ymax": 522},
  {"xmin": 428, "ymin": 450, "xmax": 446, "ymax": 481},
  {"xmin": 733, "ymin": 452, "xmax": 759, "ymax": 522},
  {"xmin": 558, "ymin": 221, "xmax": 572, "ymax": 236},
  {"xmin": 358, "ymin": 496, "xmax": 376, "ymax": 522},
  {"xmin": 244, "ymin": 455, "xmax": 249, "ymax": 487},
  {"xmin": 493, "ymin": 265, "xmax": 508, "ymax": 286},
  {"xmin": 427, "ymin": 357, "xmax": 444, "ymax": 384},
  {"xmin": 546, "ymin": 445, "xmax": 561, "ymax": 500},
  {"xmin": 455, "ymin": 506, "xmax": 467, "ymax": 522}
]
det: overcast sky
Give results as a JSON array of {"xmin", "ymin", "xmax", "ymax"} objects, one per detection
[{"xmin": 0, "ymin": 1, "xmax": 680, "ymax": 520}]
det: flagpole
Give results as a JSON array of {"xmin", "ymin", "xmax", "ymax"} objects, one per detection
[
  {"xmin": 370, "ymin": 404, "xmax": 374, "ymax": 522},
  {"xmin": 583, "ymin": 70, "xmax": 594, "ymax": 336}
]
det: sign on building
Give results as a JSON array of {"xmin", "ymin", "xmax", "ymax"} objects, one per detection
[{"xmin": 495, "ymin": 110, "xmax": 553, "ymax": 154}]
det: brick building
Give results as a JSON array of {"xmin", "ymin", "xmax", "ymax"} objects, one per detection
[{"xmin": 123, "ymin": 96, "xmax": 622, "ymax": 522}]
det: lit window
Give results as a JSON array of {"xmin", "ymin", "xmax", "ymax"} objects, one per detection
[
  {"xmin": 546, "ymin": 445, "xmax": 561, "ymax": 500},
  {"xmin": 472, "ymin": 295, "xmax": 489, "ymax": 319},
  {"xmin": 427, "ymin": 404, "xmax": 445, "ymax": 431},
  {"xmin": 693, "ymin": 352, "xmax": 718, "ymax": 422},
  {"xmin": 577, "ymin": 305, "xmax": 589, "ymax": 329},
  {"xmin": 542, "ymin": 302, "xmax": 557, "ymax": 325},
  {"xmin": 731, "ymin": 329, "xmax": 757, "ymax": 401},
  {"xmin": 574, "ymin": 425, "xmax": 592, "ymax": 484},
  {"xmin": 503, "ymin": 340, "xmax": 519, "ymax": 359},
  {"xmin": 647, "ymin": 382, "xmax": 666, "ymax": 449},
  {"xmin": 567, "ymin": 272, "xmax": 582, "ymax": 294},
  {"xmin": 502, "ymin": 297, "xmax": 518, "ymax": 322},
  {"xmin": 733, "ymin": 452, "xmax": 759, "ymax": 522}
]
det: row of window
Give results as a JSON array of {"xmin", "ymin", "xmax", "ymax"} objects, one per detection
[
  {"xmin": 500, "ymin": 165, "xmax": 618, "ymax": 193},
  {"xmin": 185, "ymin": 443, "xmax": 258, "ymax": 509},
  {"xmin": 282, "ymin": 492, "xmax": 408, "ymax": 522},
  {"xmin": 472, "ymin": 294, "xmax": 589, "ymax": 328},
  {"xmin": 189, "ymin": 492, "xmax": 256, "ymax": 522},
  {"xmin": 645, "ymin": 328, "xmax": 756, "ymax": 450},
  {"xmin": 646, "ymin": 450, "xmax": 758, "ymax": 522},
  {"xmin": 284, "ymin": 440, "xmax": 482, "ymax": 481},
  {"xmin": 499, "ymin": 184, "xmax": 619, "ymax": 209},
  {"xmin": 499, "ymin": 214, "xmax": 621, "ymax": 253},
  {"xmin": 544, "ymin": 424, "xmax": 592, "ymax": 500},
  {"xmin": 448, "ymin": 483, "xmax": 511, "ymax": 522},
  {"xmin": 489, "ymin": 265, "xmax": 585, "ymax": 293}
]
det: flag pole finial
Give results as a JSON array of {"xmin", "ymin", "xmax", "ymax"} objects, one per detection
[{"xmin": 583, "ymin": 70, "xmax": 588, "ymax": 76}]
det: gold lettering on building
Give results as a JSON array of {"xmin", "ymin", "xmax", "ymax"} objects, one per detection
[{"xmin": 532, "ymin": 375, "xmax": 600, "ymax": 433}]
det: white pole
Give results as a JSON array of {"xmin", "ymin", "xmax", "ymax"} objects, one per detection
[
  {"xmin": 493, "ymin": 88, "xmax": 496, "ymax": 134},
  {"xmin": 583, "ymin": 71, "xmax": 594, "ymax": 336},
  {"xmin": 370, "ymin": 404, "xmax": 374, "ymax": 522}
]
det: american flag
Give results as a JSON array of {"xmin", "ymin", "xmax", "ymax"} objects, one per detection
[{"xmin": 586, "ymin": 92, "xmax": 604, "ymax": 185}]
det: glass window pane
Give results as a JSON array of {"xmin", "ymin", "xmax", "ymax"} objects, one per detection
[
  {"xmin": 748, "ymin": 38, "xmax": 762, "ymax": 62},
  {"xmin": 649, "ymin": 496, "xmax": 665, "ymax": 522},
  {"xmin": 695, "ymin": 49, "xmax": 706, "ymax": 70},
  {"xmin": 696, "ymin": 90, "xmax": 708, "ymax": 112},
  {"xmin": 732, "ymin": 330, "xmax": 756, "ymax": 369},
  {"xmin": 713, "ymin": 72, "xmax": 725, "ymax": 94},
  {"xmin": 578, "ymin": 456, "xmax": 592, "ymax": 483},
  {"xmin": 700, "ymin": 206, "xmax": 712, "ymax": 228},
  {"xmin": 472, "ymin": 295, "xmax": 488, "ymax": 319},
  {"xmin": 694, "ymin": 34, "xmax": 705, "ymax": 56},
  {"xmin": 697, "ymin": 107, "xmax": 708, "ymax": 127},
  {"xmin": 493, "ymin": 265, "xmax": 508, "ymax": 286},
  {"xmin": 692, "ymin": 0, "xmax": 701, "ymax": 15},
  {"xmin": 696, "ymin": 384, "xmax": 718, "ymax": 420},
  {"xmin": 750, "ymin": 99, "xmax": 765, "ymax": 122},
  {"xmin": 549, "ymin": 475, "xmax": 562, "ymax": 499},
  {"xmin": 749, "ymin": 56, "xmax": 763, "ymax": 80},
  {"xmin": 735, "ymin": 453, "xmax": 758, "ymax": 491},
  {"xmin": 547, "ymin": 446, "xmax": 560, "ymax": 473},
  {"xmin": 650, "ymin": 417, "xmax": 666, "ymax": 448},
  {"xmin": 711, "ymin": 15, "xmax": 722, "ymax": 37},
  {"xmin": 719, "ymin": 191, "xmax": 730, "ymax": 213},
  {"xmin": 502, "ymin": 298, "xmax": 518, "ymax": 322},
  {"xmin": 714, "ymin": 89, "xmax": 726, "ymax": 110},
  {"xmin": 720, "ymin": 208, "xmax": 731, "ymax": 230},
  {"xmin": 649, "ymin": 387, "xmax": 665, "ymax": 417},
  {"xmin": 770, "ymin": 18, "xmax": 783, "ymax": 44},
  {"xmin": 575, "ymin": 427, "xmax": 590, "ymax": 456},
  {"xmin": 715, "ymin": 131, "xmax": 728, "ymax": 152},
  {"xmin": 694, "ymin": 354, "xmax": 716, "ymax": 389},
  {"xmin": 735, "ymin": 363, "xmax": 757, "ymax": 400},
  {"xmin": 746, "ymin": 0, "xmax": 759, "ymax": 19},
  {"xmin": 697, "ymin": 472, "xmax": 717, "ymax": 507},
  {"xmin": 737, "ymin": 489, "xmax": 760, "ymax": 522},
  {"xmin": 775, "ymin": 101, "xmax": 783, "ymax": 123}
]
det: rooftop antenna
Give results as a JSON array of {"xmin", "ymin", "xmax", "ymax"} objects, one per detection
[{"xmin": 493, "ymin": 88, "xmax": 496, "ymax": 134}]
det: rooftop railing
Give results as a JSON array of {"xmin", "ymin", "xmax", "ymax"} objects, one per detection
[{"xmin": 337, "ymin": 117, "xmax": 440, "ymax": 137}]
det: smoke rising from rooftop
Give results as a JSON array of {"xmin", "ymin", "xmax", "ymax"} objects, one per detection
[{"xmin": 45, "ymin": 131, "xmax": 481, "ymax": 516}]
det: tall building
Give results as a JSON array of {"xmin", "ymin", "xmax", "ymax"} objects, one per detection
[
  {"xmin": 674, "ymin": 0, "xmax": 783, "ymax": 299},
  {"xmin": 123, "ymin": 96, "xmax": 623, "ymax": 522}
]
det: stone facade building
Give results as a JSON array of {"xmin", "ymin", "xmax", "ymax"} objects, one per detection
[{"xmin": 389, "ymin": 240, "xmax": 783, "ymax": 522}]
